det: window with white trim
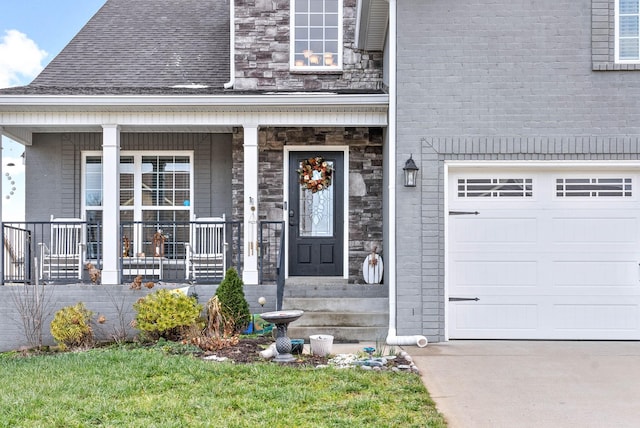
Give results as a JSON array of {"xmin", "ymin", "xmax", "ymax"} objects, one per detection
[
  {"xmin": 617, "ymin": 0, "xmax": 640, "ymax": 62},
  {"xmin": 82, "ymin": 152, "xmax": 193, "ymax": 260},
  {"xmin": 291, "ymin": 0, "xmax": 343, "ymax": 70}
]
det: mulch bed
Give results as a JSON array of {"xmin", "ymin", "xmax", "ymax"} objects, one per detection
[
  {"xmin": 201, "ymin": 335, "xmax": 328, "ymax": 366},
  {"xmin": 201, "ymin": 336, "xmax": 413, "ymax": 369},
  {"xmin": 13, "ymin": 337, "xmax": 413, "ymax": 370}
]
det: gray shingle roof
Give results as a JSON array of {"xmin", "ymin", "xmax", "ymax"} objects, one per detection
[{"xmin": 5, "ymin": 0, "xmax": 230, "ymax": 94}]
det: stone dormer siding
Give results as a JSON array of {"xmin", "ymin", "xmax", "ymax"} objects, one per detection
[{"xmin": 233, "ymin": 0, "xmax": 383, "ymax": 91}]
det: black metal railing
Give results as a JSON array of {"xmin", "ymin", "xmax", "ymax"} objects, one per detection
[
  {"xmin": 2, "ymin": 219, "xmax": 282, "ymax": 286},
  {"xmin": 274, "ymin": 223, "xmax": 286, "ymax": 311},
  {"xmin": 2, "ymin": 224, "xmax": 32, "ymax": 284},
  {"xmin": 258, "ymin": 221, "xmax": 284, "ymax": 284},
  {"xmin": 1, "ymin": 220, "xmax": 99, "ymax": 284},
  {"xmin": 119, "ymin": 220, "xmax": 242, "ymax": 284}
]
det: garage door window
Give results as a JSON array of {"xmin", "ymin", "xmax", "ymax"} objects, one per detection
[
  {"xmin": 457, "ymin": 178, "xmax": 533, "ymax": 198},
  {"xmin": 555, "ymin": 178, "xmax": 632, "ymax": 197}
]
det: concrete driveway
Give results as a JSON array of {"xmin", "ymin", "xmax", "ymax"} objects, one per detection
[{"xmin": 409, "ymin": 341, "xmax": 640, "ymax": 428}]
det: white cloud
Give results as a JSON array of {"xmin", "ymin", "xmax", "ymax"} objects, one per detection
[{"xmin": 0, "ymin": 29, "xmax": 47, "ymax": 88}]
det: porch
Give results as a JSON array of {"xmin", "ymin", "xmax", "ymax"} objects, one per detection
[
  {"xmin": 0, "ymin": 96, "xmax": 391, "ymax": 346},
  {"xmin": 1, "ymin": 217, "xmax": 389, "ymax": 345}
]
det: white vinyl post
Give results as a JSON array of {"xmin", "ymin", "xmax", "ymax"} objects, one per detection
[
  {"xmin": 101, "ymin": 124, "xmax": 120, "ymax": 285},
  {"xmin": 243, "ymin": 124, "xmax": 259, "ymax": 285},
  {"xmin": 0, "ymin": 127, "xmax": 3, "ymax": 284}
]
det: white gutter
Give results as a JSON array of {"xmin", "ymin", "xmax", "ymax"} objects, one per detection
[
  {"xmin": 0, "ymin": 93, "xmax": 388, "ymax": 110},
  {"xmin": 223, "ymin": 0, "xmax": 235, "ymax": 89},
  {"xmin": 385, "ymin": 0, "xmax": 428, "ymax": 349}
]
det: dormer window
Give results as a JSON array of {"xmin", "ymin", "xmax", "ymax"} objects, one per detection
[{"xmin": 291, "ymin": 0, "xmax": 343, "ymax": 70}]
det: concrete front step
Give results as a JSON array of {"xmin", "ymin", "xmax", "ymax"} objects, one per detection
[
  {"xmin": 292, "ymin": 311, "xmax": 388, "ymax": 327},
  {"xmin": 283, "ymin": 284, "xmax": 387, "ymax": 298},
  {"xmin": 287, "ymin": 326, "xmax": 389, "ymax": 343},
  {"xmin": 282, "ymin": 297, "xmax": 388, "ymax": 312},
  {"xmin": 285, "ymin": 276, "xmax": 350, "ymax": 287},
  {"xmin": 281, "ymin": 281, "xmax": 389, "ymax": 342}
]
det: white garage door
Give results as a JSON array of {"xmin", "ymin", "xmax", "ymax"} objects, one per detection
[{"xmin": 448, "ymin": 167, "xmax": 640, "ymax": 340}]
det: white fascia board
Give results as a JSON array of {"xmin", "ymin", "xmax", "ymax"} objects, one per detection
[
  {"xmin": 0, "ymin": 93, "xmax": 389, "ymax": 110},
  {"xmin": 0, "ymin": 93, "xmax": 388, "ymax": 132}
]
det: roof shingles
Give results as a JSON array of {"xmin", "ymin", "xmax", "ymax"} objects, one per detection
[{"xmin": 4, "ymin": 0, "xmax": 230, "ymax": 95}]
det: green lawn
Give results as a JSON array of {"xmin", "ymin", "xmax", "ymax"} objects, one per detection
[{"xmin": 0, "ymin": 347, "xmax": 446, "ymax": 427}]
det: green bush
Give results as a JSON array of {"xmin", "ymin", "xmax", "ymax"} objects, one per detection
[
  {"xmin": 133, "ymin": 289, "xmax": 203, "ymax": 341},
  {"xmin": 50, "ymin": 302, "xmax": 94, "ymax": 350},
  {"xmin": 215, "ymin": 267, "xmax": 250, "ymax": 334}
]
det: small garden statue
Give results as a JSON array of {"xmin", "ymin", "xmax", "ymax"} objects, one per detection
[
  {"xmin": 123, "ymin": 235, "xmax": 130, "ymax": 257},
  {"xmin": 152, "ymin": 230, "xmax": 165, "ymax": 257}
]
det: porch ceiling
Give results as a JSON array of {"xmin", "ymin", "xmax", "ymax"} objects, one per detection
[{"xmin": 0, "ymin": 93, "xmax": 389, "ymax": 145}]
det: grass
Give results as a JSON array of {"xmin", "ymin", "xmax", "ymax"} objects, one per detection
[{"xmin": 0, "ymin": 346, "xmax": 447, "ymax": 427}]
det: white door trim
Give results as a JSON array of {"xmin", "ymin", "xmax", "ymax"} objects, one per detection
[{"xmin": 283, "ymin": 145, "xmax": 350, "ymax": 279}]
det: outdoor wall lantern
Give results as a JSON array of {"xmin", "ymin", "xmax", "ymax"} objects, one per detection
[{"xmin": 403, "ymin": 155, "xmax": 419, "ymax": 187}]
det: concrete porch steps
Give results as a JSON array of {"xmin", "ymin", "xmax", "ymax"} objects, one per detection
[{"xmin": 282, "ymin": 278, "xmax": 388, "ymax": 342}]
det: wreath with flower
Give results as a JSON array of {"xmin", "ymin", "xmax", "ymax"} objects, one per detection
[{"xmin": 297, "ymin": 156, "xmax": 333, "ymax": 193}]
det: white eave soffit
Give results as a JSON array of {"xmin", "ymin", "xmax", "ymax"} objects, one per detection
[
  {"xmin": 357, "ymin": 0, "xmax": 389, "ymax": 51},
  {"xmin": 0, "ymin": 94, "xmax": 389, "ymax": 145}
]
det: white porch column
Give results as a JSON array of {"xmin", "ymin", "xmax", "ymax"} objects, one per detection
[
  {"xmin": 0, "ymin": 126, "xmax": 3, "ymax": 222},
  {"xmin": 101, "ymin": 124, "xmax": 120, "ymax": 285},
  {"xmin": 243, "ymin": 124, "xmax": 259, "ymax": 285},
  {"xmin": 0, "ymin": 127, "xmax": 3, "ymax": 284}
]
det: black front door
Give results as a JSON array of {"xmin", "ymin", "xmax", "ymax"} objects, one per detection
[{"xmin": 288, "ymin": 151, "xmax": 344, "ymax": 276}]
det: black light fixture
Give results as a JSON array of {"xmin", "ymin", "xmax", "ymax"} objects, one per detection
[{"xmin": 403, "ymin": 154, "xmax": 419, "ymax": 187}]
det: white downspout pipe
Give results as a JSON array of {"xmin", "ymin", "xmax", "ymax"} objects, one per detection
[
  {"xmin": 386, "ymin": 0, "xmax": 428, "ymax": 348},
  {"xmin": 223, "ymin": 0, "xmax": 235, "ymax": 89}
]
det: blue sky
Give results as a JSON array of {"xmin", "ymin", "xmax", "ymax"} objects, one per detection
[
  {"xmin": 1, "ymin": 0, "xmax": 106, "ymax": 220},
  {"xmin": 0, "ymin": 1, "xmax": 106, "ymax": 73}
]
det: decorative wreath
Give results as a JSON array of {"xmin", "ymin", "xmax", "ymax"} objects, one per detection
[{"xmin": 297, "ymin": 156, "xmax": 333, "ymax": 193}]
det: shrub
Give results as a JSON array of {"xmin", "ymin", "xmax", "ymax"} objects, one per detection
[
  {"xmin": 133, "ymin": 289, "xmax": 203, "ymax": 341},
  {"xmin": 215, "ymin": 267, "xmax": 250, "ymax": 334},
  {"xmin": 11, "ymin": 282, "xmax": 53, "ymax": 350},
  {"xmin": 50, "ymin": 302, "xmax": 94, "ymax": 350}
]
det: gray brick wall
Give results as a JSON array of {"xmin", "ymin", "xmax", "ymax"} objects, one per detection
[
  {"xmin": 397, "ymin": 0, "xmax": 640, "ymax": 342},
  {"xmin": 0, "ymin": 284, "xmax": 277, "ymax": 352}
]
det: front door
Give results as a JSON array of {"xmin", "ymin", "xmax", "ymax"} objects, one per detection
[{"xmin": 288, "ymin": 151, "xmax": 344, "ymax": 276}]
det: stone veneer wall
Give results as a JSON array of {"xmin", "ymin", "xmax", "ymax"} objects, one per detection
[
  {"xmin": 232, "ymin": 127, "xmax": 384, "ymax": 283},
  {"xmin": 233, "ymin": 0, "xmax": 383, "ymax": 91}
]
